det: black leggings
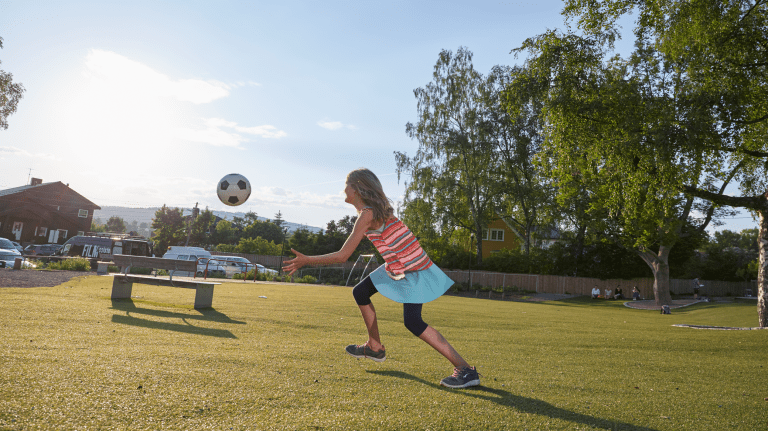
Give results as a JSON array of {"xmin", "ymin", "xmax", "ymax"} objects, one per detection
[{"xmin": 352, "ymin": 276, "xmax": 429, "ymax": 337}]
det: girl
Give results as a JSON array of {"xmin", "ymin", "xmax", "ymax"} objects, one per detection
[{"xmin": 282, "ymin": 168, "xmax": 480, "ymax": 389}]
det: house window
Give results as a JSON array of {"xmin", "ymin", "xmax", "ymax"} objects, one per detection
[
  {"xmin": 78, "ymin": 209, "xmax": 88, "ymax": 218},
  {"xmin": 77, "ymin": 231, "xmax": 84, "ymax": 236},
  {"xmin": 37, "ymin": 227, "xmax": 48, "ymax": 237},
  {"xmin": 484, "ymin": 228, "xmax": 504, "ymax": 241}
]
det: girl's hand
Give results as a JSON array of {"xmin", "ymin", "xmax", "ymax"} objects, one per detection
[{"xmin": 282, "ymin": 248, "xmax": 308, "ymax": 276}]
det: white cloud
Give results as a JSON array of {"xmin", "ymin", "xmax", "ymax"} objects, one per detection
[
  {"xmin": 317, "ymin": 120, "xmax": 356, "ymax": 131},
  {"xmin": 0, "ymin": 146, "xmax": 56, "ymax": 160},
  {"xmin": 235, "ymin": 125, "xmax": 287, "ymax": 139},
  {"xmin": 85, "ymin": 50, "xmax": 231, "ymax": 104},
  {"xmin": 174, "ymin": 118, "xmax": 287, "ymax": 148},
  {"xmin": 271, "ymin": 187, "xmax": 289, "ymax": 196}
]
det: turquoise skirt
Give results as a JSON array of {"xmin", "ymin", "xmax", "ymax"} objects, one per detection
[{"xmin": 368, "ymin": 264, "xmax": 454, "ymax": 304}]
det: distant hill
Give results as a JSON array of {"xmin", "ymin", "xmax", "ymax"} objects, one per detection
[{"xmin": 92, "ymin": 206, "xmax": 323, "ymax": 234}]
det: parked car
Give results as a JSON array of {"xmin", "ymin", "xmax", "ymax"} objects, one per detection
[
  {"xmin": 0, "ymin": 237, "xmax": 18, "ymax": 252},
  {"xmin": 59, "ymin": 234, "xmax": 152, "ymax": 258},
  {"xmin": 10, "ymin": 241, "xmax": 23, "ymax": 253},
  {"xmin": 211, "ymin": 255, "xmax": 279, "ymax": 277},
  {"xmin": 162, "ymin": 246, "xmax": 226, "ymax": 277},
  {"xmin": 24, "ymin": 244, "xmax": 62, "ymax": 256},
  {"xmin": 0, "ymin": 249, "xmax": 35, "ymax": 268}
]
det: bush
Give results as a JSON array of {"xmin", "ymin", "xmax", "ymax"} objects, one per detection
[
  {"xmin": 233, "ymin": 270, "xmax": 270, "ymax": 281},
  {"xmin": 46, "ymin": 258, "xmax": 91, "ymax": 271},
  {"xmin": 295, "ymin": 275, "xmax": 317, "ymax": 284}
]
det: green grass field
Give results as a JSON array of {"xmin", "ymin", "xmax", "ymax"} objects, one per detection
[{"xmin": 1, "ymin": 276, "xmax": 766, "ymax": 430}]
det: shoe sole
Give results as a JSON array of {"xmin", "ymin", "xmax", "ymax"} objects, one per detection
[
  {"xmin": 440, "ymin": 378, "xmax": 480, "ymax": 389},
  {"xmin": 345, "ymin": 350, "xmax": 386, "ymax": 363}
]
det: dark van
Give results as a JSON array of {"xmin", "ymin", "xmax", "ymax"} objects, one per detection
[{"xmin": 59, "ymin": 233, "xmax": 153, "ymax": 258}]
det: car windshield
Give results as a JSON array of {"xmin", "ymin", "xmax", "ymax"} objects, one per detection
[{"xmin": 0, "ymin": 238, "xmax": 15, "ymax": 249}]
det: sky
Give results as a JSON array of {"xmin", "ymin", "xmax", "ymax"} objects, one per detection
[{"xmin": 0, "ymin": 0, "xmax": 758, "ymax": 233}]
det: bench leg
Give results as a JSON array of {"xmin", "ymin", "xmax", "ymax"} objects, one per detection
[
  {"xmin": 97, "ymin": 262, "xmax": 109, "ymax": 275},
  {"xmin": 194, "ymin": 283, "xmax": 214, "ymax": 309},
  {"xmin": 112, "ymin": 276, "xmax": 134, "ymax": 299}
]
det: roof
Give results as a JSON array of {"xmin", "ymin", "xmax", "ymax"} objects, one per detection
[{"xmin": 0, "ymin": 181, "xmax": 100, "ymax": 209}]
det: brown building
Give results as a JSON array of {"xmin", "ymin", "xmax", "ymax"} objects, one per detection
[
  {"xmin": 481, "ymin": 218, "xmax": 523, "ymax": 259},
  {"xmin": 0, "ymin": 178, "xmax": 100, "ymax": 245}
]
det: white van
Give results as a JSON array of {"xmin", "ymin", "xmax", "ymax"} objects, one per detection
[
  {"xmin": 212, "ymin": 255, "xmax": 279, "ymax": 277},
  {"xmin": 162, "ymin": 246, "xmax": 225, "ymax": 277}
]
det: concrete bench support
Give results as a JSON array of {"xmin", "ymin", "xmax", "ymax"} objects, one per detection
[
  {"xmin": 111, "ymin": 276, "xmax": 134, "ymax": 299},
  {"xmin": 97, "ymin": 261, "xmax": 110, "ymax": 275},
  {"xmin": 194, "ymin": 283, "xmax": 214, "ymax": 309},
  {"xmin": 111, "ymin": 273, "xmax": 218, "ymax": 309}
]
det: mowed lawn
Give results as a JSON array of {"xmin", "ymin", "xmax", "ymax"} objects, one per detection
[{"xmin": 1, "ymin": 276, "xmax": 766, "ymax": 430}]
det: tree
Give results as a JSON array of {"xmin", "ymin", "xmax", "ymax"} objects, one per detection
[
  {"xmin": 242, "ymin": 219, "xmax": 283, "ymax": 243},
  {"xmin": 509, "ymin": 18, "xmax": 743, "ymax": 305},
  {"xmin": 211, "ymin": 219, "xmax": 236, "ymax": 245},
  {"xmin": 236, "ymin": 236, "xmax": 281, "ymax": 255},
  {"xmin": 561, "ymin": 0, "xmax": 768, "ymax": 323},
  {"xmin": 91, "ymin": 218, "xmax": 106, "ymax": 233},
  {"xmin": 398, "ymin": 47, "xmax": 498, "ymax": 265},
  {"xmin": 106, "ymin": 216, "xmax": 126, "ymax": 233},
  {"xmin": 151, "ymin": 205, "xmax": 186, "ymax": 254},
  {"xmin": 273, "ymin": 211, "xmax": 284, "ymax": 228},
  {"xmin": 189, "ymin": 208, "xmax": 216, "ymax": 246},
  {"xmin": 0, "ymin": 37, "xmax": 25, "ymax": 130},
  {"xmin": 488, "ymin": 64, "xmax": 555, "ymax": 259}
]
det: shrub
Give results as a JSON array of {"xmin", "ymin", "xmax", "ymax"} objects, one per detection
[
  {"xmin": 233, "ymin": 270, "xmax": 270, "ymax": 281},
  {"xmin": 297, "ymin": 275, "xmax": 317, "ymax": 284},
  {"xmin": 47, "ymin": 258, "xmax": 91, "ymax": 271}
]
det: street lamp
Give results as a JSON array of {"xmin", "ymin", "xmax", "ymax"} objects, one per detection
[
  {"xmin": 468, "ymin": 232, "xmax": 474, "ymax": 290},
  {"xmin": 279, "ymin": 227, "xmax": 289, "ymax": 277}
]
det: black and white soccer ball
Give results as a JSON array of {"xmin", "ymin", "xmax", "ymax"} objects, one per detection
[{"xmin": 217, "ymin": 173, "xmax": 251, "ymax": 206}]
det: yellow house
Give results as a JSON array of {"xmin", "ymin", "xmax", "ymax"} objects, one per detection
[{"xmin": 480, "ymin": 218, "xmax": 522, "ymax": 259}]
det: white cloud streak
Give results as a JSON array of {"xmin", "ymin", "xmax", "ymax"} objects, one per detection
[
  {"xmin": 317, "ymin": 120, "xmax": 356, "ymax": 131},
  {"xmin": 0, "ymin": 146, "xmax": 56, "ymax": 160},
  {"xmin": 85, "ymin": 50, "xmax": 231, "ymax": 104}
]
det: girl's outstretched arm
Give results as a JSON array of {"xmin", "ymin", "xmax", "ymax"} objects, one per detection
[{"xmin": 282, "ymin": 209, "xmax": 373, "ymax": 275}]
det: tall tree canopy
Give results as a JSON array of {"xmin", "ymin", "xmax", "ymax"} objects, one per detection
[
  {"xmin": 0, "ymin": 37, "xmax": 25, "ymax": 130},
  {"xmin": 151, "ymin": 205, "xmax": 186, "ymax": 254},
  {"xmin": 559, "ymin": 0, "xmax": 768, "ymax": 323},
  {"xmin": 398, "ymin": 47, "xmax": 503, "ymax": 265}
]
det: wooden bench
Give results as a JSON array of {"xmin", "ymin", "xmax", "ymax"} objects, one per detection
[{"xmin": 111, "ymin": 254, "xmax": 220, "ymax": 309}]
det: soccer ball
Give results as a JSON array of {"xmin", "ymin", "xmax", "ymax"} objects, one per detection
[{"xmin": 217, "ymin": 173, "xmax": 251, "ymax": 206}]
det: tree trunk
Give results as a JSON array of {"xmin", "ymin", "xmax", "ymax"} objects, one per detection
[
  {"xmin": 758, "ymin": 210, "xmax": 767, "ymax": 328},
  {"xmin": 476, "ymin": 230, "xmax": 483, "ymax": 267},
  {"xmin": 637, "ymin": 245, "xmax": 673, "ymax": 306}
]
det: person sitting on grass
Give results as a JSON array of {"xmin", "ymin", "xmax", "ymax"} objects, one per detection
[
  {"xmin": 614, "ymin": 286, "xmax": 623, "ymax": 300},
  {"xmin": 282, "ymin": 168, "xmax": 480, "ymax": 389},
  {"xmin": 632, "ymin": 287, "xmax": 641, "ymax": 301},
  {"xmin": 592, "ymin": 286, "xmax": 600, "ymax": 299}
]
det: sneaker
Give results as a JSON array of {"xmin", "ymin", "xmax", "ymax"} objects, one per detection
[
  {"xmin": 440, "ymin": 366, "xmax": 481, "ymax": 389},
  {"xmin": 345, "ymin": 343, "xmax": 386, "ymax": 363}
]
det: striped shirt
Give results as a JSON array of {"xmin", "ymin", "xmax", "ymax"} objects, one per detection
[{"xmin": 362, "ymin": 209, "xmax": 432, "ymax": 277}]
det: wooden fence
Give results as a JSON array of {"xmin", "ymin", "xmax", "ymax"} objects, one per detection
[
  {"xmin": 442, "ymin": 269, "xmax": 757, "ymax": 298},
  {"xmin": 209, "ymin": 252, "xmax": 756, "ymax": 297},
  {"xmin": 210, "ymin": 252, "xmax": 381, "ymax": 282}
]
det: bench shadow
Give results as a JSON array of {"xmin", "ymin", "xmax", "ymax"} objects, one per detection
[
  {"xmin": 110, "ymin": 299, "xmax": 242, "ymax": 339},
  {"xmin": 366, "ymin": 370, "xmax": 659, "ymax": 431}
]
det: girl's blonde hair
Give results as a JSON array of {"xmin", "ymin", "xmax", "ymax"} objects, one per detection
[{"xmin": 347, "ymin": 168, "xmax": 394, "ymax": 223}]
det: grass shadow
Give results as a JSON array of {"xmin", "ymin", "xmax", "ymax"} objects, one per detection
[
  {"xmin": 367, "ymin": 370, "xmax": 660, "ymax": 431},
  {"xmin": 110, "ymin": 299, "xmax": 240, "ymax": 338}
]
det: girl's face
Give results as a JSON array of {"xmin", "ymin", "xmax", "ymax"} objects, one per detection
[{"xmin": 344, "ymin": 183, "xmax": 357, "ymax": 204}]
